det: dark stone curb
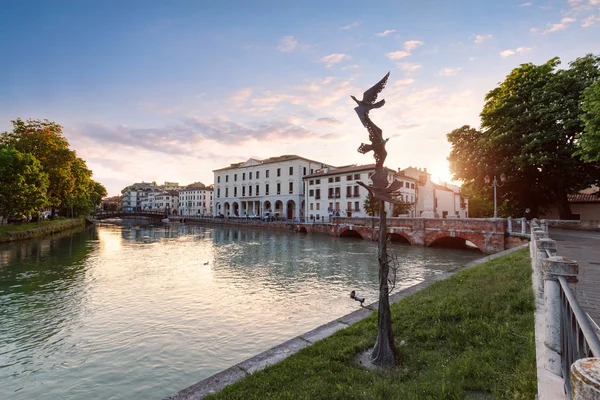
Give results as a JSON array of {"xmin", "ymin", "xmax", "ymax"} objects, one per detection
[{"xmin": 164, "ymin": 244, "xmax": 530, "ymax": 400}]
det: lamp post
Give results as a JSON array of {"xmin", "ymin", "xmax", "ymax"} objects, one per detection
[{"xmin": 484, "ymin": 173, "xmax": 506, "ymax": 218}]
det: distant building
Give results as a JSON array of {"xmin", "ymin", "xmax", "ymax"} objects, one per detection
[
  {"xmin": 179, "ymin": 182, "xmax": 214, "ymax": 216},
  {"xmin": 121, "ymin": 181, "xmax": 159, "ymax": 211},
  {"xmin": 213, "ymin": 155, "xmax": 331, "ymax": 219},
  {"xmin": 303, "ymin": 164, "xmax": 416, "ymax": 220},
  {"xmin": 543, "ymin": 186, "xmax": 600, "ymax": 220}
]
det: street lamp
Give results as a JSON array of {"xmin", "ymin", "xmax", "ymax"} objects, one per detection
[{"xmin": 484, "ymin": 173, "xmax": 506, "ymax": 218}]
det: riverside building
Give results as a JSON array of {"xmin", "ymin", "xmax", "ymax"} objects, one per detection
[
  {"xmin": 178, "ymin": 182, "xmax": 214, "ymax": 216},
  {"xmin": 212, "ymin": 155, "xmax": 332, "ymax": 220}
]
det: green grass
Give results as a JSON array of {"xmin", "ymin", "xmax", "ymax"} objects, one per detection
[
  {"xmin": 0, "ymin": 217, "xmax": 71, "ymax": 234},
  {"xmin": 208, "ymin": 249, "xmax": 536, "ymax": 400}
]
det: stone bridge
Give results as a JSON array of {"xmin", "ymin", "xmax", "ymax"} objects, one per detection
[
  {"xmin": 298, "ymin": 217, "xmax": 512, "ymax": 254},
  {"xmin": 92, "ymin": 210, "xmax": 166, "ymax": 220}
]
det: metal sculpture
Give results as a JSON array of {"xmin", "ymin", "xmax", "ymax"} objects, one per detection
[{"xmin": 351, "ymin": 72, "xmax": 399, "ymax": 368}]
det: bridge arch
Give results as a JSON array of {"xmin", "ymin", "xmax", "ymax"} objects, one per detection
[
  {"xmin": 427, "ymin": 232, "xmax": 484, "ymax": 253},
  {"xmin": 389, "ymin": 232, "xmax": 411, "ymax": 245},
  {"xmin": 338, "ymin": 227, "xmax": 364, "ymax": 239}
]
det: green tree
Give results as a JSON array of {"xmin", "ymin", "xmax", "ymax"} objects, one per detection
[
  {"xmin": 0, "ymin": 146, "xmax": 49, "ymax": 224},
  {"xmin": 448, "ymin": 55, "xmax": 600, "ymax": 219},
  {"xmin": 578, "ymin": 80, "xmax": 600, "ymax": 162},
  {"xmin": 363, "ymin": 193, "xmax": 380, "ymax": 216},
  {"xmin": 1, "ymin": 119, "xmax": 77, "ymax": 216}
]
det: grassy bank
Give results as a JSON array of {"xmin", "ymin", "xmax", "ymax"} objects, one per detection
[
  {"xmin": 208, "ymin": 249, "xmax": 536, "ymax": 400},
  {"xmin": 0, "ymin": 217, "xmax": 68, "ymax": 233},
  {"xmin": 0, "ymin": 218, "xmax": 85, "ymax": 243}
]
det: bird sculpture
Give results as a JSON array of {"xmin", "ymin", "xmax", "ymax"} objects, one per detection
[{"xmin": 350, "ymin": 71, "xmax": 390, "ymax": 127}]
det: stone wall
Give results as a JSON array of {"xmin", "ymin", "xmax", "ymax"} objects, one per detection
[{"xmin": 0, "ymin": 219, "xmax": 86, "ymax": 243}]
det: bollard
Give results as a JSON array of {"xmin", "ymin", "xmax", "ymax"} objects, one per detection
[
  {"xmin": 571, "ymin": 358, "xmax": 600, "ymax": 399},
  {"xmin": 541, "ymin": 256, "xmax": 579, "ymax": 375},
  {"xmin": 507, "ymin": 217, "xmax": 513, "ymax": 234},
  {"xmin": 535, "ymin": 238, "xmax": 557, "ymax": 297},
  {"xmin": 522, "ymin": 217, "xmax": 527, "ymax": 234},
  {"xmin": 540, "ymin": 219, "xmax": 549, "ymax": 234}
]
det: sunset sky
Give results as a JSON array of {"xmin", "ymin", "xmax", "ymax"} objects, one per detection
[{"xmin": 2, "ymin": 0, "xmax": 599, "ymax": 196}]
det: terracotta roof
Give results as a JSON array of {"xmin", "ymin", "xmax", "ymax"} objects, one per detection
[
  {"xmin": 568, "ymin": 193, "xmax": 600, "ymax": 203},
  {"xmin": 433, "ymin": 183, "xmax": 454, "ymax": 192}
]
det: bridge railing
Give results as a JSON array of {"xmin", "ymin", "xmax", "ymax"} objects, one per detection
[{"xmin": 530, "ymin": 219, "xmax": 600, "ymax": 399}]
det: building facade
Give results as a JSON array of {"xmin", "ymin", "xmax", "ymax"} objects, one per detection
[
  {"xmin": 179, "ymin": 182, "xmax": 214, "ymax": 216},
  {"xmin": 213, "ymin": 155, "xmax": 331, "ymax": 220},
  {"xmin": 121, "ymin": 181, "xmax": 159, "ymax": 211}
]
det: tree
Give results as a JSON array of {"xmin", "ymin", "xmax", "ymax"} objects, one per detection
[
  {"xmin": 578, "ymin": 80, "xmax": 600, "ymax": 162},
  {"xmin": 363, "ymin": 193, "xmax": 380, "ymax": 216},
  {"xmin": 0, "ymin": 146, "xmax": 49, "ymax": 224},
  {"xmin": 447, "ymin": 55, "xmax": 600, "ymax": 219}
]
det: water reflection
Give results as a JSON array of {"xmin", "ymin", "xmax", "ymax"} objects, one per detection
[{"xmin": 0, "ymin": 221, "xmax": 482, "ymax": 400}]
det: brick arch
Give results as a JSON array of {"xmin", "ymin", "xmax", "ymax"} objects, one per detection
[
  {"xmin": 426, "ymin": 231, "xmax": 485, "ymax": 253},
  {"xmin": 338, "ymin": 226, "xmax": 365, "ymax": 239},
  {"xmin": 388, "ymin": 232, "xmax": 413, "ymax": 245}
]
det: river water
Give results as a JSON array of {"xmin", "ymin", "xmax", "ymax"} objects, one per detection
[{"xmin": 0, "ymin": 220, "xmax": 482, "ymax": 399}]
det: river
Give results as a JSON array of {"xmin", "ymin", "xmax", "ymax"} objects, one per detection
[{"xmin": 0, "ymin": 220, "xmax": 483, "ymax": 399}]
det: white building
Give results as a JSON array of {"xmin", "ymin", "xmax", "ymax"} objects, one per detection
[
  {"xmin": 179, "ymin": 182, "xmax": 214, "ymax": 216},
  {"xmin": 121, "ymin": 181, "xmax": 159, "ymax": 211},
  {"xmin": 154, "ymin": 190, "xmax": 179, "ymax": 215},
  {"xmin": 213, "ymin": 155, "xmax": 331, "ymax": 220},
  {"xmin": 400, "ymin": 167, "xmax": 468, "ymax": 218},
  {"xmin": 303, "ymin": 164, "xmax": 417, "ymax": 220}
]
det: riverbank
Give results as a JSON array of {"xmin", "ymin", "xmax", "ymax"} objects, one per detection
[
  {"xmin": 0, "ymin": 218, "xmax": 86, "ymax": 243},
  {"xmin": 189, "ymin": 247, "xmax": 536, "ymax": 399}
]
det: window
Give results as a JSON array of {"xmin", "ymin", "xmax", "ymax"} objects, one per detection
[
  {"xmin": 311, "ymin": 169, "xmax": 314, "ymax": 174},
  {"xmin": 355, "ymin": 201, "xmax": 360, "ymax": 211},
  {"xmin": 329, "ymin": 202, "xmax": 333, "ymax": 211},
  {"xmin": 309, "ymin": 189, "xmax": 314, "ymax": 197},
  {"xmin": 353, "ymin": 186, "xmax": 359, "ymax": 197},
  {"xmin": 347, "ymin": 202, "xmax": 352, "ymax": 211},
  {"xmin": 277, "ymin": 168, "xmax": 281, "ymax": 177},
  {"xmin": 346, "ymin": 187, "xmax": 352, "ymax": 197},
  {"xmin": 266, "ymin": 170, "xmax": 270, "ymax": 178},
  {"xmin": 328, "ymin": 177, "xmax": 333, "ymax": 183},
  {"xmin": 316, "ymin": 203, "xmax": 320, "ymax": 210},
  {"xmin": 411, "ymin": 183, "xmax": 415, "ymax": 189},
  {"xmin": 335, "ymin": 177, "xmax": 340, "ymax": 182},
  {"xmin": 315, "ymin": 179, "xmax": 320, "ymax": 184},
  {"xmin": 249, "ymin": 186, "xmax": 252, "ymax": 196},
  {"xmin": 354, "ymin": 174, "xmax": 360, "ymax": 180},
  {"xmin": 256, "ymin": 171, "xmax": 260, "ymax": 179},
  {"xmin": 249, "ymin": 172, "xmax": 252, "ymax": 180},
  {"xmin": 335, "ymin": 202, "xmax": 340, "ymax": 211},
  {"xmin": 346, "ymin": 175, "xmax": 352, "ymax": 181},
  {"xmin": 225, "ymin": 188, "xmax": 228, "ymax": 197},
  {"xmin": 328, "ymin": 188, "xmax": 334, "ymax": 198},
  {"xmin": 234, "ymin": 187, "xmax": 237, "ymax": 196},
  {"xmin": 315, "ymin": 189, "xmax": 321, "ymax": 199},
  {"xmin": 234, "ymin": 174, "xmax": 237, "ymax": 182},
  {"xmin": 303, "ymin": 167, "xmax": 306, "ymax": 175},
  {"xmin": 289, "ymin": 182, "xmax": 293, "ymax": 194},
  {"xmin": 226, "ymin": 175, "xmax": 229, "ymax": 182},
  {"xmin": 265, "ymin": 184, "xmax": 269, "ymax": 195},
  {"xmin": 256, "ymin": 185, "xmax": 259, "ymax": 195},
  {"xmin": 310, "ymin": 203, "xmax": 314, "ymax": 210},
  {"xmin": 309, "ymin": 180, "xmax": 314, "ymax": 185},
  {"xmin": 243, "ymin": 173, "xmax": 247, "ymax": 181},
  {"xmin": 217, "ymin": 188, "xmax": 220, "ymax": 198},
  {"xmin": 217, "ymin": 176, "xmax": 221, "ymax": 183},
  {"xmin": 277, "ymin": 183, "xmax": 281, "ymax": 194},
  {"xmin": 289, "ymin": 166, "xmax": 293, "ymax": 175}
]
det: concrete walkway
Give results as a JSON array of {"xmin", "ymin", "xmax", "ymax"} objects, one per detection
[{"xmin": 549, "ymin": 228, "xmax": 600, "ymax": 326}]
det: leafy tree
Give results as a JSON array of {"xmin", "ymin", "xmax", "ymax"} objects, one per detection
[
  {"xmin": 392, "ymin": 199, "xmax": 413, "ymax": 217},
  {"xmin": 363, "ymin": 193, "xmax": 380, "ymax": 216},
  {"xmin": 1, "ymin": 119, "xmax": 76, "ymax": 216},
  {"xmin": 578, "ymin": 80, "xmax": 600, "ymax": 162},
  {"xmin": 0, "ymin": 146, "xmax": 49, "ymax": 224},
  {"xmin": 448, "ymin": 55, "xmax": 600, "ymax": 219}
]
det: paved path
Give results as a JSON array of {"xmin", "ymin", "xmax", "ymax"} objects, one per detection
[{"xmin": 549, "ymin": 228, "xmax": 600, "ymax": 326}]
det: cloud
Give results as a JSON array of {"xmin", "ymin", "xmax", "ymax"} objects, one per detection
[
  {"xmin": 376, "ymin": 29, "xmax": 396, "ymax": 37},
  {"xmin": 320, "ymin": 53, "xmax": 349, "ymax": 68},
  {"xmin": 340, "ymin": 20, "xmax": 361, "ymax": 30},
  {"xmin": 439, "ymin": 67, "xmax": 461, "ymax": 76},
  {"xmin": 520, "ymin": 2, "xmax": 533, "ymax": 6},
  {"xmin": 385, "ymin": 50, "xmax": 411, "ymax": 60},
  {"xmin": 500, "ymin": 47, "xmax": 531, "ymax": 57},
  {"xmin": 543, "ymin": 17, "xmax": 576, "ymax": 33},
  {"xmin": 230, "ymin": 88, "xmax": 253, "ymax": 107},
  {"xmin": 474, "ymin": 34, "xmax": 493, "ymax": 44},
  {"xmin": 311, "ymin": 117, "xmax": 344, "ymax": 126},
  {"xmin": 396, "ymin": 124, "xmax": 422, "ymax": 131},
  {"xmin": 397, "ymin": 62, "xmax": 422, "ymax": 72},
  {"xmin": 396, "ymin": 78, "xmax": 415, "ymax": 85},
  {"xmin": 530, "ymin": 27, "xmax": 539, "ymax": 33},
  {"xmin": 278, "ymin": 36, "xmax": 298, "ymax": 52},
  {"xmin": 582, "ymin": 14, "xmax": 600, "ymax": 27},
  {"xmin": 404, "ymin": 40, "xmax": 424, "ymax": 50}
]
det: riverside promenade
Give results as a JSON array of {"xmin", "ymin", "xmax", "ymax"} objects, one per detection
[{"xmin": 550, "ymin": 228, "xmax": 600, "ymax": 326}]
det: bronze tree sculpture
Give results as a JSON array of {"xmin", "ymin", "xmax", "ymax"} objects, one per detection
[{"xmin": 351, "ymin": 72, "xmax": 400, "ymax": 367}]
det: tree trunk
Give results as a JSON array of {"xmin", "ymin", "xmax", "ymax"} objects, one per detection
[
  {"xmin": 556, "ymin": 190, "xmax": 574, "ymax": 220},
  {"xmin": 370, "ymin": 202, "xmax": 398, "ymax": 367}
]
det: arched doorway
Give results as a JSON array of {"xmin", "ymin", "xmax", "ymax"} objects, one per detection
[
  {"xmin": 232, "ymin": 202, "xmax": 239, "ymax": 216},
  {"xmin": 275, "ymin": 200, "xmax": 283, "ymax": 219},
  {"xmin": 286, "ymin": 200, "xmax": 296, "ymax": 220}
]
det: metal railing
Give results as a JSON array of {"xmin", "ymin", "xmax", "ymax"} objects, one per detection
[{"xmin": 559, "ymin": 276, "xmax": 600, "ymax": 397}]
